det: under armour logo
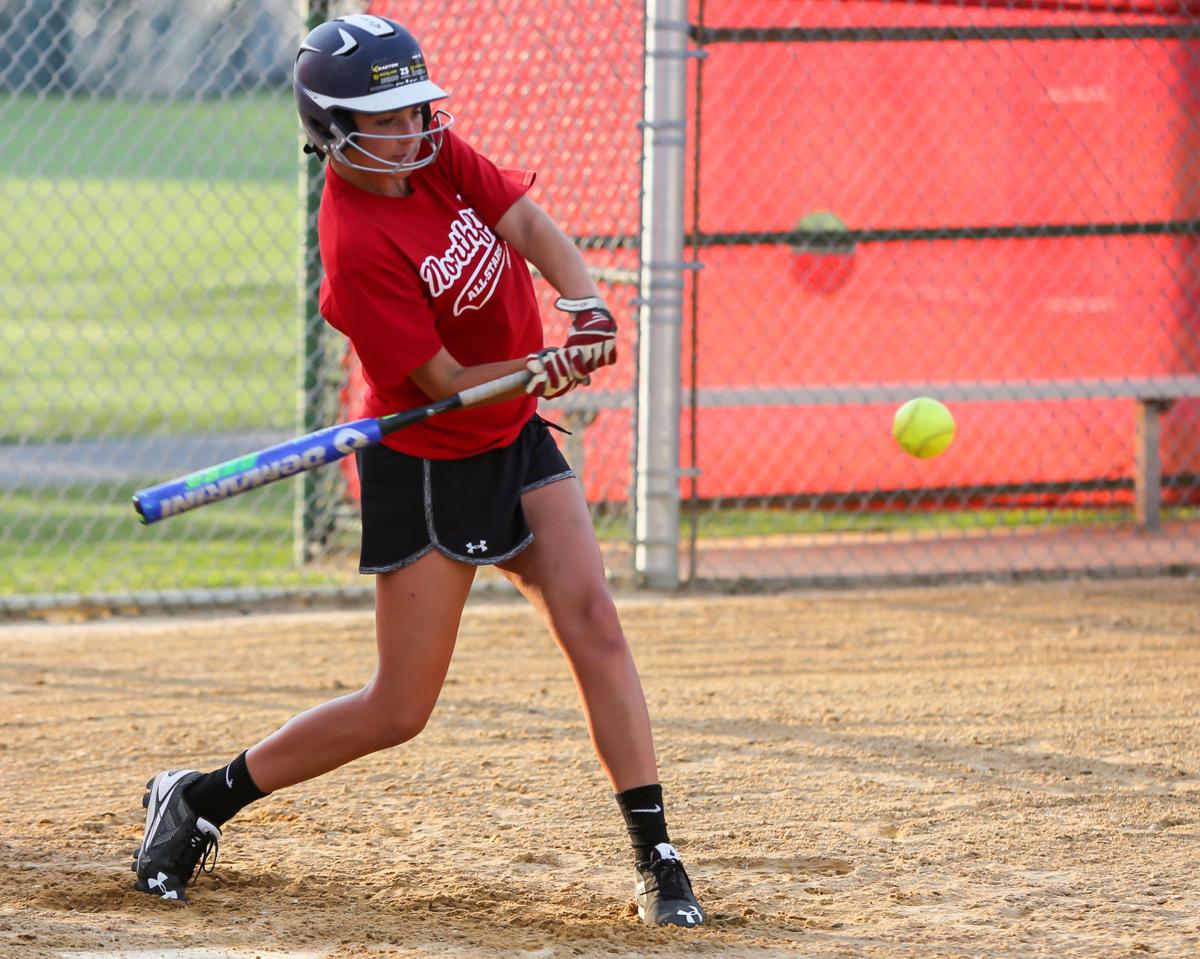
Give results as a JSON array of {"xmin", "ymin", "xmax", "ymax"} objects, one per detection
[
  {"xmin": 149, "ymin": 872, "xmax": 178, "ymax": 899},
  {"xmin": 676, "ymin": 906, "xmax": 703, "ymax": 924},
  {"xmin": 465, "ymin": 540, "xmax": 488, "ymax": 554}
]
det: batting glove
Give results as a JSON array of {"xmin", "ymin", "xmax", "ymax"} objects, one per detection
[
  {"xmin": 557, "ymin": 296, "xmax": 617, "ymax": 375},
  {"xmin": 525, "ymin": 347, "xmax": 588, "ymax": 399}
]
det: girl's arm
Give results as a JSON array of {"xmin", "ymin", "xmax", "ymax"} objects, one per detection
[{"xmin": 494, "ymin": 195, "xmax": 602, "ymax": 300}]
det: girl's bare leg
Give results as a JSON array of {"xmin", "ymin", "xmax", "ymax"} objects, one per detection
[
  {"xmin": 499, "ymin": 478, "xmax": 658, "ymax": 791},
  {"xmin": 246, "ymin": 550, "xmax": 475, "ymax": 792}
]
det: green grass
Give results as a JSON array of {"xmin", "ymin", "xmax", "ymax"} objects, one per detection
[
  {"xmin": 680, "ymin": 505, "xmax": 1180, "ymax": 538},
  {"xmin": 0, "ymin": 94, "xmax": 304, "ymax": 441},
  {"xmin": 0, "ymin": 483, "xmax": 356, "ymax": 596},
  {"xmin": 0, "ymin": 93, "xmax": 324, "ymax": 596},
  {"xmin": 1, "ymin": 177, "xmax": 299, "ymax": 438},
  {"xmin": 6, "ymin": 492, "xmax": 1190, "ymax": 597},
  {"xmin": 3, "ymin": 94, "xmax": 300, "ymax": 181}
]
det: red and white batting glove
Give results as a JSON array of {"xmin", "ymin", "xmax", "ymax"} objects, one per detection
[
  {"xmin": 525, "ymin": 347, "xmax": 587, "ymax": 398},
  {"xmin": 557, "ymin": 296, "xmax": 617, "ymax": 376}
]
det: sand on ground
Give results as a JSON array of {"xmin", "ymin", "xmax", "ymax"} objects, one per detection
[{"xmin": 1, "ymin": 577, "xmax": 1198, "ymax": 958}]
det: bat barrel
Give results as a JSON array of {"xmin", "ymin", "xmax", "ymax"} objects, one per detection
[
  {"xmin": 131, "ymin": 369, "xmax": 533, "ymax": 525},
  {"xmin": 132, "ymin": 418, "xmax": 383, "ymax": 524}
]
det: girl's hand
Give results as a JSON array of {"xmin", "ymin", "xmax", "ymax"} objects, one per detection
[
  {"xmin": 525, "ymin": 347, "xmax": 587, "ymax": 398},
  {"xmin": 557, "ymin": 296, "xmax": 617, "ymax": 372}
]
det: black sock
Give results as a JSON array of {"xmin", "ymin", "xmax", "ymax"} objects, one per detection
[
  {"xmin": 183, "ymin": 751, "xmax": 268, "ymax": 828},
  {"xmin": 615, "ymin": 783, "xmax": 671, "ymax": 865}
]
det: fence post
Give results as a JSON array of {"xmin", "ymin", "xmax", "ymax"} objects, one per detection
[
  {"xmin": 635, "ymin": 0, "xmax": 691, "ymax": 588},
  {"xmin": 295, "ymin": 0, "xmax": 335, "ymax": 565}
]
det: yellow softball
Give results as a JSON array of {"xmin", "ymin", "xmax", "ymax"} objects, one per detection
[{"xmin": 892, "ymin": 397, "xmax": 956, "ymax": 459}]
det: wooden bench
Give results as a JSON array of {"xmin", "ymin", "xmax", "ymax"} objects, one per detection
[{"xmin": 545, "ymin": 375, "xmax": 1200, "ymax": 531}]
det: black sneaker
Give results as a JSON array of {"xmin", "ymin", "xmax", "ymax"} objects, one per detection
[
  {"xmin": 634, "ymin": 842, "xmax": 706, "ymax": 926},
  {"xmin": 132, "ymin": 770, "xmax": 220, "ymax": 902}
]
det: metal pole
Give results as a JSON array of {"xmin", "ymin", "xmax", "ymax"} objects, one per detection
[
  {"xmin": 295, "ymin": 0, "xmax": 332, "ymax": 565},
  {"xmin": 685, "ymin": 0, "xmax": 708, "ymax": 585},
  {"xmin": 635, "ymin": 1, "xmax": 692, "ymax": 588},
  {"xmin": 1134, "ymin": 399, "xmax": 1169, "ymax": 532}
]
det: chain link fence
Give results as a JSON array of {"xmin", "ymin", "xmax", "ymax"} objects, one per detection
[
  {"xmin": 2, "ymin": 0, "xmax": 322, "ymax": 611},
  {"xmin": 668, "ymin": 0, "xmax": 1200, "ymax": 586},
  {"xmin": 2, "ymin": 0, "xmax": 1198, "ymax": 613},
  {"xmin": 0, "ymin": 0, "xmax": 644, "ymax": 612}
]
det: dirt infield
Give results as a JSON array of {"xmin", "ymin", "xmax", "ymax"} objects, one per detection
[{"xmin": 1, "ymin": 577, "xmax": 1198, "ymax": 958}]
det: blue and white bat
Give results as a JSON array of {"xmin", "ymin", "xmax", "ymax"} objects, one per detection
[{"xmin": 133, "ymin": 370, "xmax": 531, "ymax": 524}]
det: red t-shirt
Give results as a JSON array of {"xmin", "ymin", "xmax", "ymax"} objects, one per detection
[{"xmin": 317, "ymin": 129, "xmax": 541, "ymax": 458}]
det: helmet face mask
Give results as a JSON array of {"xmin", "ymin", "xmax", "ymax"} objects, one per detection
[
  {"xmin": 294, "ymin": 14, "xmax": 454, "ymax": 175},
  {"xmin": 336, "ymin": 108, "xmax": 454, "ymax": 175}
]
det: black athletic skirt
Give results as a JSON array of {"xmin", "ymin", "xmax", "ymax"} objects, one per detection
[{"xmin": 356, "ymin": 415, "xmax": 574, "ymax": 573}]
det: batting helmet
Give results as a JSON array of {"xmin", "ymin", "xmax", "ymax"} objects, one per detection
[{"xmin": 294, "ymin": 14, "xmax": 452, "ymax": 174}]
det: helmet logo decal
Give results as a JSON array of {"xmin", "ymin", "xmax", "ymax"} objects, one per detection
[
  {"xmin": 368, "ymin": 55, "xmax": 429, "ymax": 94},
  {"xmin": 331, "ymin": 28, "xmax": 357, "ymax": 57},
  {"xmin": 406, "ymin": 56, "xmax": 429, "ymax": 82},
  {"xmin": 369, "ymin": 60, "xmax": 401, "ymax": 91},
  {"xmin": 336, "ymin": 14, "xmax": 396, "ymax": 37}
]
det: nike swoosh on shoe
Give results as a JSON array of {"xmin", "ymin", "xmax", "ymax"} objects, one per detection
[
  {"xmin": 144, "ymin": 771, "xmax": 194, "ymax": 852},
  {"xmin": 155, "ymin": 769, "xmax": 192, "ymax": 804}
]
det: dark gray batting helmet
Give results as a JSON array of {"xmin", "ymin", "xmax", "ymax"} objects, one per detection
[{"xmin": 294, "ymin": 14, "xmax": 452, "ymax": 173}]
